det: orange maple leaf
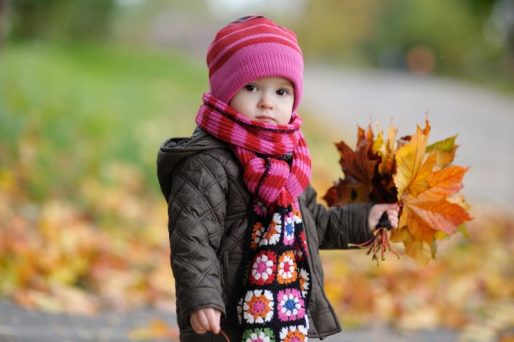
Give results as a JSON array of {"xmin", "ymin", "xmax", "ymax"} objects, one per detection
[
  {"xmin": 400, "ymin": 164, "xmax": 471, "ymax": 240},
  {"xmin": 392, "ymin": 119, "xmax": 472, "ymax": 263},
  {"xmin": 325, "ymin": 116, "xmax": 472, "ymax": 265}
]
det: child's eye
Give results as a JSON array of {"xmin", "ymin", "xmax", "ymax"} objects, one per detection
[
  {"xmin": 244, "ymin": 84, "xmax": 257, "ymax": 92},
  {"xmin": 276, "ymin": 88, "xmax": 290, "ymax": 96}
]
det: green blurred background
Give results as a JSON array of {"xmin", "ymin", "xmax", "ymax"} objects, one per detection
[{"xmin": 1, "ymin": 0, "xmax": 513, "ymax": 340}]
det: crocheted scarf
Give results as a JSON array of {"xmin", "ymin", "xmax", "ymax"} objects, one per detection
[{"xmin": 196, "ymin": 93, "xmax": 313, "ymax": 342}]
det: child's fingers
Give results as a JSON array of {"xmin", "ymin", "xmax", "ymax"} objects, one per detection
[
  {"xmin": 190, "ymin": 314, "xmax": 207, "ymax": 334},
  {"xmin": 387, "ymin": 203, "xmax": 400, "ymax": 210},
  {"xmin": 205, "ymin": 308, "xmax": 221, "ymax": 334},
  {"xmin": 377, "ymin": 203, "xmax": 399, "ymax": 213},
  {"xmin": 196, "ymin": 310, "xmax": 211, "ymax": 333},
  {"xmin": 190, "ymin": 309, "xmax": 221, "ymax": 335},
  {"xmin": 370, "ymin": 203, "xmax": 400, "ymax": 230}
]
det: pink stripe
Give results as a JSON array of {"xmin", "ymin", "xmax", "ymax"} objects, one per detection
[
  {"xmin": 208, "ymin": 32, "xmax": 299, "ymax": 69},
  {"xmin": 209, "ymin": 23, "xmax": 297, "ymax": 52},
  {"xmin": 259, "ymin": 184, "xmax": 280, "ymax": 203},
  {"xmin": 207, "ymin": 22, "xmax": 298, "ymax": 64},
  {"xmin": 286, "ymin": 174, "xmax": 303, "ymax": 198},
  {"xmin": 196, "ymin": 93, "xmax": 311, "ymax": 207},
  {"xmin": 202, "ymin": 107, "xmax": 222, "ymax": 139},
  {"xmin": 231, "ymin": 124, "xmax": 248, "ymax": 147},
  {"xmin": 209, "ymin": 42, "xmax": 303, "ymax": 103}
]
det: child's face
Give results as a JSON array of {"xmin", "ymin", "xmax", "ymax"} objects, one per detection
[{"xmin": 229, "ymin": 77, "xmax": 294, "ymax": 125}]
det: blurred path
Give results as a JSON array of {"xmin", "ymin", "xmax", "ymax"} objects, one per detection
[
  {"xmin": 304, "ymin": 65, "xmax": 514, "ymax": 211},
  {"xmin": 0, "ymin": 299, "xmax": 458, "ymax": 341},
  {"xmin": 0, "ymin": 299, "xmax": 175, "ymax": 342}
]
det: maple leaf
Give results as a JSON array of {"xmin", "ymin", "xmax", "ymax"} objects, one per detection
[
  {"xmin": 325, "ymin": 116, "xmax": 472, "ymax": 265},
  {"xmin": 390, "ymin": 213, "xmax": 435, "ymax": 265},
  {"xmin": 392, "ymin": 120, "xmax": 472, "ymax": 263},
  {"xmin": 372, "ymin": 130, "xmax": 385, "ymax": 155},
  {"xmin": 426, "ymin": 135, "xmax": 459, "ymax": 170},
  {"xmin": 394, "ymin": 123, "xmax": 471, "ymax": 242},
  {"xmin": 393, "ymin": 120, "xmax": 432, "ymax": 199},
  {"xmin": 400, "ymin": 165, "xmax": 472, "ymax": 238},
  {"xmin": 375, "ymin": 126, "xmax": 398, "ymax": 176},
  {"xmin": 369, "ymin": 124, "xmax": 399, "ymax": 203},
  {"xmin": 323, "ymin": 125, "xmax": 378, "ymax": 206}
]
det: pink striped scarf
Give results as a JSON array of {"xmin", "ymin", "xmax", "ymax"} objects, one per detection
[{"xmin": 196, "ymin": 92, "xmax": 312, "ymax": 209}]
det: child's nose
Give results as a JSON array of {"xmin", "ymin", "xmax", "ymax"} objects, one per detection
[{"xmin": 258, "ymin": 92, "xmax": 274, "ymax": 110}]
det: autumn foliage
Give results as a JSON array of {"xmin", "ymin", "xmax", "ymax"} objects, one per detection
[
  {"xmin": 324, "ymin": 118, "xmax": 473, "ymax": 265},
  {"xmin": 0, "ymin": 162, "xmax": 174, "ymax": 315}
]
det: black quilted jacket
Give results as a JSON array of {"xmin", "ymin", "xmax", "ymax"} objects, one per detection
[{"xmin": 156, "ymin": 127, "xmax": 374, "ymax": 341}]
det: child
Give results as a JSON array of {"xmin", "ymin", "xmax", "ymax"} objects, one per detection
[{"xmin": 157, "ymin": 15, "xmax": 399, "ymax": 342}]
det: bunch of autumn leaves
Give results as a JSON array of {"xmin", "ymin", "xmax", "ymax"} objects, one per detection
[{"xmin": 323, "ymin": 118, "xmax": 472, "ymax": 265}]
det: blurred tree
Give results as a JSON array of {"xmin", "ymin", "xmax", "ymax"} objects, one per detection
[
  {"xmin": 370, "ymin": 0, "xmax": 482, "ymax": 73},
  {"xmin": 293, "ymin": 0, "xmax": 386, "ymax": 65},
  {"xmin": 488, "ymin": 0, "xmax": 514, "ymax": 57},
  {"xmin": 370, "ymin": 0, "xmax": 514, "ymax": 84},
  {"xmin": 0, "ymin": 0, "xmax": 5, "ymax": 47},
  {"xmin": 7, "ymin": 0, "xmax": 116, "ymax": 42},
  {"xmin": 465, "ymin": 0, "xmax": 499, "ymax": 18},
  {"xmin": 292, "ymin": 0, "xmax": 512, "ymax": 86}
]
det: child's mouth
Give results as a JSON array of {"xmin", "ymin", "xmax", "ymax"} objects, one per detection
[{"xmin": 256, "ymin": 116, "xmax": 276, "ymax": 124}]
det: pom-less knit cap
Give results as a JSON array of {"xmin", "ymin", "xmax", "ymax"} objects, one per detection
[{"xmin": 207, "ymin": 15, "xmax": 304, "ymax": 111}]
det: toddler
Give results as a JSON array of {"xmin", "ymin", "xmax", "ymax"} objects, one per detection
[{"xmin": 157, "ymin": 15, "xmax": 399, "ymax": 342}]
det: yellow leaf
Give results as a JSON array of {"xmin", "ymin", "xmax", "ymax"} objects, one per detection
[
  {"xmin": 426, "ymin": 135, "xmax": 458, "ymax": 169},
  {"xmin": 376, "ymin": 125, "xmax": 398, "ymax": 176},
  {"xmin": 404, "ymin": 239, "xmax": 432, "ymax": 266},
  {"xmin": 402, "ymin": 205, "xmax": 436, "ymax": 242},
  {"xmin": 394, "ymin": 123, "xmax": 430, "ymax": 199},
  {"xmin": 373, "ymin": 130, "xmax": 385, "ymax": 155},
  {"xmin": 409, "ymin": 152, "xmax": 438, "ymax": 197},
  {"xmin": 434, "ymin": 230, "xmax": 450, "ymax": 240},
  {"xmin": 387, "ymin": 125, "xmax": 398, "ymax": 150},
  {"xmin": 390, "ymin": 225, "xmax": 412, "ymax": 243}
]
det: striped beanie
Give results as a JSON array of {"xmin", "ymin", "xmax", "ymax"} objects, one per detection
[{"xmin": 207, "ymin": 16, "xmax": 304, "ymax": 111}]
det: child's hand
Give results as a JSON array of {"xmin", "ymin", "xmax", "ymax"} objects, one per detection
[
  {"xmin": 190, "ymin": 308, "xmax": 222, "ymax": 334},
  {"xmin": 368, "ymin": 203, "xmax": 400, "ymax": 231}
]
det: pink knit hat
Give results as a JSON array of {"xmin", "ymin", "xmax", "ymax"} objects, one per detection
[{"xmin": 206, "ymin": 16, "xmax": 304, "ymax": 111}]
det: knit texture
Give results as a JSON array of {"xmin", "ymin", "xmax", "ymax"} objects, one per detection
[
  {"xmin": 196, "ymin": 93, "xmax": 311, "ymax": 209},
  {"xmin": 207, "ymin": 15, "xmax": 304, "ymax": 111},
  {"xmin": 238, "ymin": 204, "xmax": 311, "ymax": 342}
]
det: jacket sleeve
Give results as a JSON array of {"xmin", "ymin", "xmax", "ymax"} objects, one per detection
[
  {"xmin": 302, "ymin": 184, "xmax": 375, "ymax": 249},
  {"xmin": 167, "ymin": 151, "xmax": 227, "ymax": 321}
]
